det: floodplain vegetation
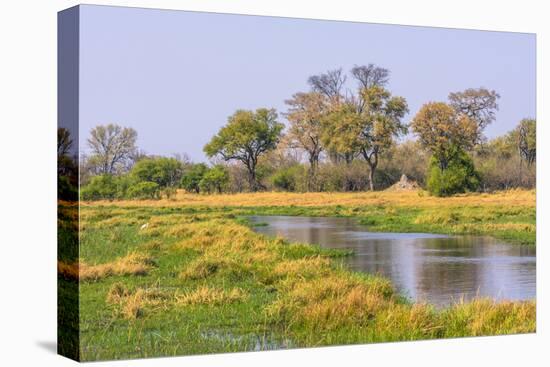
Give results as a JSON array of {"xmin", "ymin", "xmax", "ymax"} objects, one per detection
[{"xmin": 58, "ymin": 189, "xmax": 536, "ymax": 360}]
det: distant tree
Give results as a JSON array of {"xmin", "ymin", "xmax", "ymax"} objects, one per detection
[
  {"xmin": 448, "ymin": 88, "xmax": 500, "ymax": 143},
  {"xmin": 130, "ymin": 157, "xmax": 183, "ymax": 188},
  {"xmin": 285, "ymin": 92, "xmax": 328, "ymax": 190},
  {"xmin": 87, "ymin": 124, "xmax": 138, "ymax": 175},
  {"xmin": 57, "ymin": 128, "xmax": 73, "ymax": 157},
  {"xmin": 308, "ymin": 68, "xmax": 346, "ymax": 101},
  {"xmin": 517, "ymin": 118, "xmax": 536, "ymax": 166},
  {"xmin": 411, "ymin": 102, "xmax": 478, "ymax": 169},
  {"xmin": 322, "ymin": 86, "xmax": 408, "ymax": 190},
  {"xmin": 199, "ymin": 165, "xmax": 229, "ymax": 194},
  {"xmin": 204, "ymin": 108, "xmax": 283, "ymax": 191},
  {"xmin": 181, "ymin": 163, "xmax": 208, "ymax": 193},
  {"xmin": 350, "ymin": 64, "xmax": 390, "ymax": 90},
  {"xmin": 57, "ymin": 127, "xmax": 78, "ymax": 200}
]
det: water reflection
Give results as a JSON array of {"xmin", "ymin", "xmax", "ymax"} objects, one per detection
[{"xmin": 249, "ymin": 216, "xmax": 536, "ymax": 306}]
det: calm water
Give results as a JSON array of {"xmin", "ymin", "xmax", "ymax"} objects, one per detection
[{"xmin": 249, "ymin": 216, "xmax": 536, "ymax": 306}]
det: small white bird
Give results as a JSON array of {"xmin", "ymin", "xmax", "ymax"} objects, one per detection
[{"xmin": 140, "ymin": 223, "xmax": 149, "ymax": 230}]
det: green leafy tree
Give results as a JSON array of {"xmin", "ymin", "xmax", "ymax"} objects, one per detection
[
  {"xmin": 199, "ymin": 165, "xmax": 229, "ymax": 194},
  {"xmin": 130, "ymin": 157, "xmax": 183, "ymax": 188},
  {"xmin": 181, "ymin": 163, "xmax": 208, "ymax": 193},
  {"xmin": 411, "ymin": 102, "xmax": 479, "ymax": 170},
  {"xmin": 204, "ymin": 108, "xmax": 283, "ymax": 191},
  {"xmin": 322, "ymin": 86, "xmax": 408, "ymax": 190},
  {"xmin": 427, "ymin": 144, "xmax": 480, "ymax": 196},
  {"xmin": 285, "ymin": 92, "xmax": 328, "ymax": 190}
]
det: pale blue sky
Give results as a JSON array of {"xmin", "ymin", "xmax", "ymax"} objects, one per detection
[{"xmin": 79, "ymin": 5, "xmax": 536, "ymax": 162}]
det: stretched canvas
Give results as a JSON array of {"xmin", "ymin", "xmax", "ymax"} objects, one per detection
[{"xmin": 58, "ymin": 4, "xmax": 536, "ymax": 362}]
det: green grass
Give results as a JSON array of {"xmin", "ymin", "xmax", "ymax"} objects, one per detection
[{"xmin": 58, "ymin": 192, "xmax": 536, "ymax": 360}]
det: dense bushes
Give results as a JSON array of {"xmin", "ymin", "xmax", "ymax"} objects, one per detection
[
  {"xmin": 81, "ymin": 158, "xmax": 181, "ymax": 201},
  {"xmin": 126, "ymin": 181, "xmax": 160, "ymax": 199},
  {"xmin": 270, "ymin": 165, "xmax": 305, "ymax": 191},
  {"xmin": 426, "ymin": 146, "xmax": 480, "ymax": 197},
  {"xmin": 131, "ymin": 157, "xmax": 183, "ymax": 187},
  {"xmin": 198, "ymin": 165, "xmax": 229, "ymax": 194},
  {"xmin": 81, "ymin": 175, "xmax": 120, "ymax": 200},
  {"xmin": 180, "ymin": 164, "xmax": 208, "ymax": 194}
]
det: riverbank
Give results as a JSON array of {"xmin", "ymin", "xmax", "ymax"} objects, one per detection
[
  {"xmin": 90, "ymin": 189, "xmax": 536, "ymax": 245},
  {"xmin": 62, "ymin": 191, "xmax": 536, "ymax": 360}
]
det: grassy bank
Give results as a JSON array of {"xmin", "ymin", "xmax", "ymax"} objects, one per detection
[
  {"xmin": 91, "ymin": 189, "xmax": 536, "ymax": 245},
  {"xmin": 58, "ymin": 190, "xmax": 536, "ymax": 360}
]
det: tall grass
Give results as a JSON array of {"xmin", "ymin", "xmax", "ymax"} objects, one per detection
[{"xmin": 71, "ymin": 194, "xmax": 536, "ymax": 360}]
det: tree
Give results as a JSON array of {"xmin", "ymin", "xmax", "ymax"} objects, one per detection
[
  {"xmin": 199, "ymin": 165, "xmax": 229, "ymax": 194},
  {"xmin": 204, "ymin": 108, "xmax": 283, "ymax": 191},
  {"xmin": 58, "ymin": 128, "xmax": 78, "ymax": 200},
  {"xmin": 87, "ymin": 124, "xmax": 138, "ymax": 175},
  {"xmin": 181, "ymin": 163, "xmax": 208, "ymax": 193},
  {"xmin": 58, "ymin": 127, "xmax": 73, "ymax": 157},
  {"xmin": 350, "ymin": 64, "xmax": 390, "ymax": 90},
  {"xmin": 426, "ymin": 144, "xmax": 480, "ymax": 197},
  {"xmin": 308, "ymin": 68, "xmax": 346, "ymax": 101},
  {"xmin": 130, "ymin": 157, "xmax": 183, "ymax": 188},
  {"xmin": 448, "ymin": 88, "xmax": 500, "ymax": 143},
  {"xmin": 285, "ymin": 92, "xmax": 327, "ymax": 190},
  {"xmin": 322, "ymin": 86, "xmax": 408, "ymax": 190},
  {"xmin": 411, "ymin": 102, "xmax": 478, "ymax": 170},
  {"xmin": 517, "ymin": 118, "xmax": 536, "ymax": 166}
]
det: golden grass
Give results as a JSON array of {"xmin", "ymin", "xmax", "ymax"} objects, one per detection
[
  {"xmin": 58, "ymin": 252, "xmax": 155, "ymax": 282},
  {"xmin": 441, "ymin": 298, "xmax": 536, "ymax": 336},
  {"xmin": 266, "ymin": 274, "xmax": 397, "ymax": 329},
  {"xmin": 272, "ymin": 256, "xmax": 331, "ymax": 280},
  {"xmin": 106, "ymin": 283, "xmax": 172, "ymax": 319},
  {"xmin": 76, "ymin": 203, "xmax": 536, "ymax": 345},
  {"xmin": 83, "ymin": 189, "xmax": 535, "ymax": 209},
  {"xmin": 176, "ymin": 286, "xmax": 247, "ymax": 306}
]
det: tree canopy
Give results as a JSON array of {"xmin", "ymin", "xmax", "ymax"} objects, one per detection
[
  {"xmin": 285, "ymin": 92, "xmax": 328, "ymax": 189},
  {"xmin": 87, "ymin": 124, "xmax": 138, "ymax": 175},
  {"xmin": 448, "ymin": 87, "xmax": 500, "ymax": 143},
  {"xmin": 322, "ymin": 85, "xmax": 408, "ymax": 190},
  {"xmin": 204, "ymin": 108, "xmax": 283, "ymax": 191},
  {"xmin": 411, "ymin": 102, "xmax": 478, "ymax": 169}
]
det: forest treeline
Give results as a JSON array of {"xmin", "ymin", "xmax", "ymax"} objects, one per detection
[{"xmin": 58, "ymin": 64, "xmax": 536, "ymax": 200}]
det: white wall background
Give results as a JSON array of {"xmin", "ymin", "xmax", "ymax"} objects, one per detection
[{"xmin": 0, "ymin": 1, "xmax": 547, "ymax": 366}]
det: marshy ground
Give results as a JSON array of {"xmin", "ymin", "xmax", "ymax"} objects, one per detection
[{"xmin": 58, "ymin": 189, "xmax": 536, "ymax": 360}]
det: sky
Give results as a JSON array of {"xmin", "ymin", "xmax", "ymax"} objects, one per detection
[{"xmin": 79, "ymin": 5, "xmax": 536, "ymax": 162}]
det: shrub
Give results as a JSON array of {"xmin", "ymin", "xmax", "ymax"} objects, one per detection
[
  {"xmin": 199, "ymin": 165, "xmax": 229, "ymax": 194},
  {"xmin": 270, "ymin": 165, "xmax": 304, "ymax": 191},
  {"xmin": 427, "ymin": 146, "xmax": 480, "ymax": 197},
  {"xmin": 126, "ymin": 181, "xmax": 161, "ymax": 199},
  {"xmin": 81, "ymin": 175, "xmax": 118, "ymax": 200},
  {"xmin": 181, "ymin": 163, "xmax": 208, "ymax": 193},
  {"xmin": 130, "ymin": 157, "xmax": 183, "ymax": 188}
]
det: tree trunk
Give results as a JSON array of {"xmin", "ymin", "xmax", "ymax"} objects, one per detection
[
  {"xmin": 307, "ymin": 155, "xmax": 319, "ymax": 192},
  {"xmin": 368, "ymin": 167, "xmax": 375, "ymax": 191},
  {"xmin": 364, "ymin": 151, "xmax": 378, "ymax": 191}
]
